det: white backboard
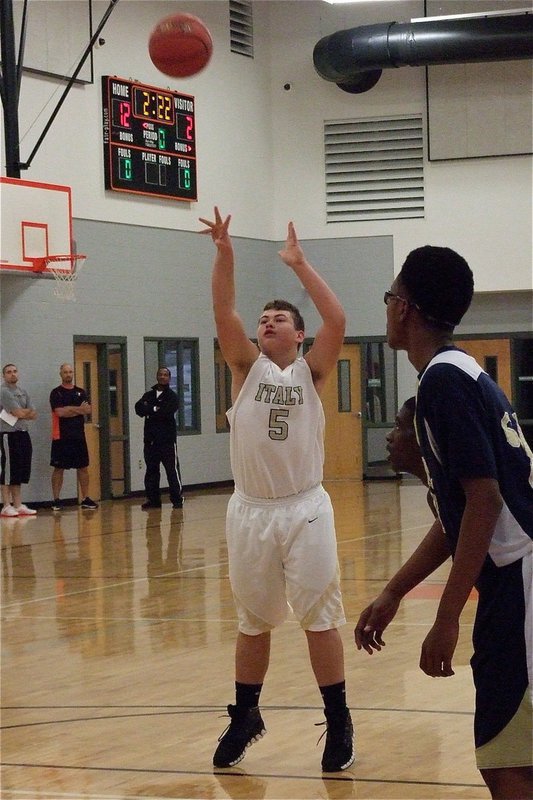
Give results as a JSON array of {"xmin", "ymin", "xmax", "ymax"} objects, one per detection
[{"xmin": 0, "ymin": 177, "xmax": 75, "ymax": 274}]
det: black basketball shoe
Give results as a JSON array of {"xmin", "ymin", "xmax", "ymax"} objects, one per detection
[
  {"xmin": 213, "ymin": 704, "xmax": 266, "ymax": 768},
  {"xmin": 320, "ymin": 707, "xmax": 355, "ymax": 772}
]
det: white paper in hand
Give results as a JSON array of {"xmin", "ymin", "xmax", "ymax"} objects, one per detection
[{"xmin": 0, "ymin": 409, "xmax": 18, "ymax": 427}]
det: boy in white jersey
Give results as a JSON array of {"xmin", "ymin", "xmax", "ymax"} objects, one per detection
[{"xmin": 199, "ymin": 207, "xmax": 354, "ymax": 772}]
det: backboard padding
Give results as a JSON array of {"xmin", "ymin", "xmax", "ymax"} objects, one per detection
[{"xmin": 0, "ymin": 177, "xmax": 74, "ymax": 274}]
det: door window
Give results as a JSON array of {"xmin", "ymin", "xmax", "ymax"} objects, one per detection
[
  {"xmin": 362, "ymin": 341, "xmax": 397, "ymax": 477},
  {"xmin": 144, "ymin": 338, "xmax": 200, "ymax": 434}
]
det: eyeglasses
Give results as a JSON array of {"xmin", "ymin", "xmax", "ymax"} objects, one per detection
[
  {"xmin": 383, "ymin": 290, "xmax": 455, "ymax": 329},
  {"xmin": 384, "ymin": 290, "xmax": 413, "ymax": 306}
]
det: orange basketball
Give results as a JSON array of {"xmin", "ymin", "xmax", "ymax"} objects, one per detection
[{"xmin": 148, "ymin": 13, "xmax": 213, "ymax": 78}]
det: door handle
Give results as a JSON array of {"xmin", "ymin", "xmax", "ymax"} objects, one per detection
[
  {"xmin": 93, "ymin": 423, "xmax": 101, "ymax": 429},
  {"xmin": 354, "ymin": 411, "xmax": 362, "ymax": 418}
]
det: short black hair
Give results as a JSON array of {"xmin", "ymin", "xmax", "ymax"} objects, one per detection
[
  {"xmin": 402, "ymin": 396, "xmax": 416, "ymax": 419},
  {"xmin": 262, "ymin": 300, "xmax": 305, "ymax": 333},
  {"xmin": 398, "ymin": 246, "xmax": 474, "ymax": 330}
]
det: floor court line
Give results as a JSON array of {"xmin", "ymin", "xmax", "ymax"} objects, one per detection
[{"xmin": 1, "ymin": 762, "xmax": 485, "ymax": 789}]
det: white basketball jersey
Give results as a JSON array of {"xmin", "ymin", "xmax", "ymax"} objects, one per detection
[{"xmin": 227, "ymin": 354, "xmax": 325, "ymax": 499}]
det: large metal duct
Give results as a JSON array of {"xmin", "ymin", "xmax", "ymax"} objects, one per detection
[{"xmin": 313, "ymin": 11, "xmax": 533, "ymax": 93}]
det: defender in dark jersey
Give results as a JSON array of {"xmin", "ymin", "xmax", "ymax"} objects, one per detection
[
  {"xmin": 355, "ymin": 247, "xmax": 532, "ymax": 800},
  {"xmin": 50, "ymin": 363, "xmax": 98, "ymax": 510}
]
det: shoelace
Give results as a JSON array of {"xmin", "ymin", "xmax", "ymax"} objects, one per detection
[
  {"xmin": 315, "ymin": 720, "xmax": 327, "ymax": 746},
  {"xmin": 216, "ymin": 710, "xmax": 232, "ymax": 742},
  {"xmin": 217, "ymin": 723, "xmax": 231, "ymax": 742}
]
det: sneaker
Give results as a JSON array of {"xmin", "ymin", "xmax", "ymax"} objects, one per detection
[
  {"xmin": 1, "ymin": 505, "xmax": 18, "ymax": 517},
  {"xmin": 80, "ymin": 497, "xmax": 98, "ymax": 510},
  {"xmin": 172, "ymin": 499, "xmax": 184, "ymax": 509},
  {"xmin": 213, "ymin": 705, "xmax": 266, "ymax": 768},
  {"xmin": 320, "ymin": 708, "xmax": 355, "ymax": 772},
  {"xmin": 141, "ymin": 501, "xmax": 162, "ymax": 510},
  {"xmin": 14, "ymin": 504, "xmax": 37, "ymax": 516},
  {"xmin": 51, "ymin": 499, "xmax": 62, "ymax": 511}
]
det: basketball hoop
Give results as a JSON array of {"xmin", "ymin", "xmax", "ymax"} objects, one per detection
[{"xmin": 31, "ymin": 254, "xmax": 87, "ymax": 301}]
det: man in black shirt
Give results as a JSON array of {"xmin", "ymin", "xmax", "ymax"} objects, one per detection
[
  {"xmin": 50, "ymin": 363, "xmax": 98, "ymax": 510},
  {"xmin": 135, "ymin": 367, "xmax": 183, "ymax": 509}
]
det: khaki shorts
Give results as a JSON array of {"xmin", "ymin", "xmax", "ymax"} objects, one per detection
[
  {"xmin": 476, "ymin": 688, "xmax": 533, "ymax": 769},
  {"xmin": 226, "ymin": 484, "xmax": 346, "ymax": 635}
]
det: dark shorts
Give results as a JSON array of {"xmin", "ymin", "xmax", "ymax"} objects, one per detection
[
  {"xmin": 472, "ymin": 553, "xmax": 533, "ymax": 768},
  {"xmin": 0, "ymin": 431, "xmax": 32, "ymax": 485},
  {"xmin": 50, "ymin": 438, "xmax": 89, "ymax": 470}
]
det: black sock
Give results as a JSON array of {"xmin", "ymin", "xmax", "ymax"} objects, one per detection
[
  {"xmin": 235, "ymin": 681, "xmax": 263, "ymax": 708},
  {"xmin": 319, "ymin": 680, "xmax": 347, "ymax": 714}
]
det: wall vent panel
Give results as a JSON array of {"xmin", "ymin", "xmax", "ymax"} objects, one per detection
[
  {"xmin": 325, "ymin": 116, "xmax": 424, "ymax": 222},
  {"xmin": 230, "ymin": 0, "xmax": 254, "ymax": 58}
]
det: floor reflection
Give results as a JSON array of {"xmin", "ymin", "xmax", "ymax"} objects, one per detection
[
  {"xmin": 1, "ymin": 516, "xmax": 37, "ymax": 603},
  {"xmin": 1, "ymin": 485, "xmax": 487, "ymax": 800},
  {"xmin": 213, "ymin": 770, "xmax": 269, "ymax": 799}
]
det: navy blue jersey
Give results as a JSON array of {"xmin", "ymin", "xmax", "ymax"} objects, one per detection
[{"xmin": 416, "ymin": 347, "xmax": 532, "ymax": 569}]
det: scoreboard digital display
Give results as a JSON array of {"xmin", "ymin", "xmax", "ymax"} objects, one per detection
[{"xmin": 102, "ymin": 76, "xmax": 197, "ymax": 201}]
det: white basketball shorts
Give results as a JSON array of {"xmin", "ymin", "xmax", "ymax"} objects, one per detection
[{"xmin": 226, "ymin": 484, "xmax": 346, "ymax": 635}]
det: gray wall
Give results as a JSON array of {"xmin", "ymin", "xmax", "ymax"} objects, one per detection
[
  {"xmin": 459, "ymin": 292, "xmax": 533, "ymax": 335},
  {"xmin": 272, "ymin": 236, "xmax": 394, "ymax": 339},
  {"xmin": 0, "ymin": 220, "xmax": 394, "ymax": 503}
]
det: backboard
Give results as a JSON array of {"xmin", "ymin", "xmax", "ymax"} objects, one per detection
[
  {"xmin": 0, "ymin": 177, "xmax": 75, "ymax": 274},
  {"xmin": 10, "ymin": 0, "xmax": 93, "ymax": 84}
]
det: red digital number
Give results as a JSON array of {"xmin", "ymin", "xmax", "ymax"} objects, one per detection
[{"xmin": 120, "ymin": 101, "xmax": 131, "ymax": 128}]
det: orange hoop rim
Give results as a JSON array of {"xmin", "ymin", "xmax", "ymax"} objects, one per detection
[{"xmin": 30, "ymin": 254, "xmax": 87, "ymax": 273}]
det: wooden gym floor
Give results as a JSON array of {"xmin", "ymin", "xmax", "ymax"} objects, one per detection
[{"xmin": 1, "ymin": 480, "xmax": 489, "ymax": 800}]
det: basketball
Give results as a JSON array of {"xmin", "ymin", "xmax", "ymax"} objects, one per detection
[{"xmin": 148, "ymin": 13, "xmax": 213, "ymax": 78}]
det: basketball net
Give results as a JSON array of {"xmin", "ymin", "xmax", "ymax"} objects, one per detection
[{"xmin": 31, "ymin": 254, "xmax": 87, "ymax": 302}]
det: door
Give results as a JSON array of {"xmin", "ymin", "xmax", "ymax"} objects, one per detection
[
  {"xmin": 74, "ymin": 343, "xmax": 101, "ymax": 501},
  {"xmin": 74, "ymin": 340, "xmax": 130, "ymax": 501},
  {"xmin": 107, "ymin": 347, "xmax": 127, "ymax": 497},
  {"xmin": 454, "ymin": 338, "xmax": 512, "ymax": 398},
  {"xmin": 322, "ymin": 343, "xmax": 363, "ymax": 480}
]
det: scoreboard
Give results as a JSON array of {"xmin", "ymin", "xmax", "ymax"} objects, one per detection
[{"xmin": 102, "ymin": 76, "xmax": 197, "ymax": 201}]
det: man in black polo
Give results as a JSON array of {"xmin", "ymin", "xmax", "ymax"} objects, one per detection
[
  {"xmin": 135, "ymin": 367, "xmax": 183, "ymax": 509},
  {"xmin": 50, "ymin": 363, "xmax": 98, "ymax": 510}
]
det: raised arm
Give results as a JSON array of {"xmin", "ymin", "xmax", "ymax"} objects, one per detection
[
  {"xmin": 199, "ymin": 208, "xmax": 258, "ymax": 393},
  {"xmin": 278, "ymin": 222, "xmax": 345, "ymax": 393}
]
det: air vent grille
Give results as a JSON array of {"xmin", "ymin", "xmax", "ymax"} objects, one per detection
[
  {"xmin": 230, "ymin": 0, "xmax": 254, "ymax": 58},
  {"xmin": 325, "ymin": 116, "xmax": 424, "ymax": 222}
]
